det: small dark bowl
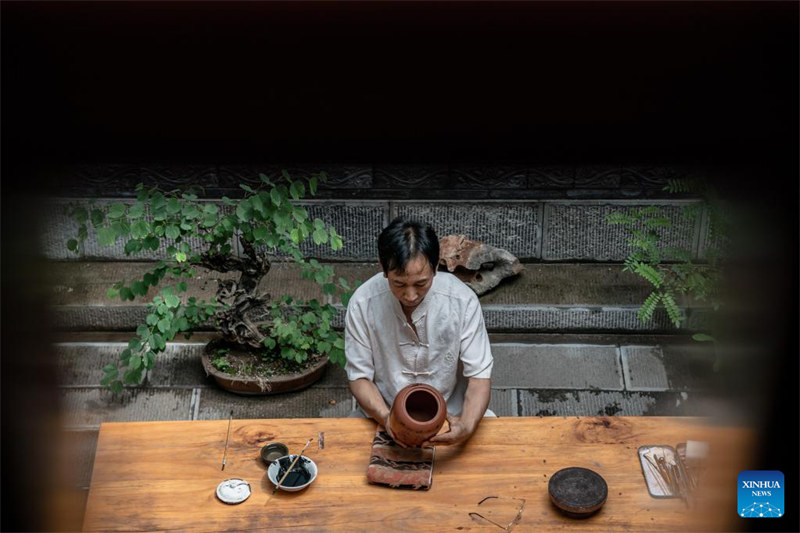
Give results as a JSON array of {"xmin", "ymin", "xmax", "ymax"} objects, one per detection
[{"xmin": 260, "ymin": 442, "xmax": 289, "ymax": 464}]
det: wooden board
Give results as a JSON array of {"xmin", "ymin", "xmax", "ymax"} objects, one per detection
[{"xmin": 83, "ymin": 417, "xmax": 755, "ymax": 532}]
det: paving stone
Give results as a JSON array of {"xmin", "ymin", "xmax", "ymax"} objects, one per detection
[
  {"xmin": 487, "ymin": 389, "xmax": 516, "ymax": 417},
  {"xmin": 620, "ymin": 346, "xmax": 669, "ymax": 391},
  {"xmin": 481, "ymin": 306, "xmax": 676, "ymax": 332},
  {"xmin": 516, "ymin": 389, "xmax": 718, "ymax": 416},
  {"xmin": 314, "ymin": 362, "xmax": 350, "ymax": 388},
  {"xmin": 491, "ymin": 343, "xmax": 623, "ymax": 390},
  {"xmin": 59, "ymin": 388, "xmax": 194, "ymax": 429},
  {"xmin": 541, "ymin": 201, "xmax": 701, "ymax": 261},
  {"xmin": 195, "ymin": 387, "xmax": 353, "ymax": 420},
  {"xmin": 56, "ymin": 342, "xmax": 209, "ymax": 388},
  {"xmin": 394, "ymin": 202, "xmax": 542, "ymax": 259},
  {"xmin": 660, "ymin": 344, "xmax": 718, "ymax": 391}
]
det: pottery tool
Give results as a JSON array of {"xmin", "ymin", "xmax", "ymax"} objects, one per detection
[
  {"xmin": 221, "ymin": 410, "xmax": 233, "ymax": 471},
  {"xmin": 266, "ymin": 438, "xmax": 313, "ymax": 502}
]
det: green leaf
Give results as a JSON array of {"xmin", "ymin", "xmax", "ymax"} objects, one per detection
[
  {"xmin": 110, "ymin": 380, "xmax": 123, "ymax": 394},
  {"xmin": 164, "ymin": 294, "xmax": 180, "ymax": 308},
  {"xmin": 661, "ymin": 292, "xmax": 682, "ymax": 328},
  {"xmin": 91, "ymin": 209, "xmax": 105, "ymax": 227},
  {"xmin": 123, "ymin": 367, "xmax": 143, "ymax": 385},
  {"xmin": 259, "ymin": 174, "xmax": 273, "ymax": 186},
  {"xmin": 692, "ymin": 333, "xmax": 716, "ymax": 342},
  {"xmin": 151, "ymin": 333, "xmax": 166, "ymax": 351},
  {"xmin": 253, "ymin": 226, "xmax": 268, "ymax": 241},
  {"xmin": 119, "ymin": 348, "xmax": 132, "ymax": 361},
  {"xmin": 146, "ymin": 313, "xmax": 159, "ymax": 326},
  {"xmin": 175, "ymin": 252, "xmax": 187, "ymax": 263},
  {"xmin": 240, "ymin": 184, "xmax": 254, "ymax": 193},
  {"xmin": 270, "ymin": 187, "xmax": 282, "ymax": 206},
  {"xmin": 632, "ymin": 262, "xmax": 663, "ymax": 288},
  {"xmin": 106, "ymin": 287, "xmax": 120, "ymax": 299},
  {"xmin": 107, "ymin": 203, "xmax": 127, "ymax": 219},
  {"xmin": 165, "ymin": 224, "xmax": 180, "ymax": 240},
  {"xmin": 129, "ymin": 337, "xmax": 142, "ymax": 351},
  {"xmin": 72, "ymin": 206, "xmax": 89, "ymax": 223},
  {"xmin": 312, "ymin": 228, "xmax": 328, "ymax": 245},
  {"xmin": 132, "ymin": 281, "xmax": 147, "ymax": 297},
  {"xmin": 124, "ymin": 239, "xmax": 143, "ymax": 255},
  {"xmin": 145, "ymin": 351, "xmax": 156, "ymax": 368},
  {"xmin": 131, "ymin": 220, "xmax": 150, "ymax": 239},
  {"xmin": 638, "ymin": 291, "xmax": 661, "ymax": 323},
  {"xmin": 309, "ymin": 176, "xmax": 318, "ymax": 195},
  {"xmin": 128, "ymin": 203, "xmax": 145, "ymax": 219},
  {"xmin": 67, "ymin": 238, "xmax": 78, "ymax": 252},
  {"xmin": 130, "ymin": 355, "xmax": 142, "ymax": 370},
  {"xmin": 262, "ymin": 337, "xmax": 276, "ymax": 350},
  {"xmin": 120, "ymin": 287, "xmax": 135, "ymax": 301},
  {"xmin": 176, "ymin": 281, "xmax": 188, "ymax": 292},
  {"xmin": 136, "ymin": 324, "xmax": 150, "ymax": 337},
  {"xmin": 236, "ymin": 200, "xmax": 253, "ymax": 222},
  {"xmin": 157, "ymin": 318, "xmax": 170, "ymax": 333},
  {"xmin": 97, "ymin": 226, "xmax": 116, "ymax": 247},
  {"xmin": 167, "ymin": 198, "xmax": 181, "ymax": 215}
]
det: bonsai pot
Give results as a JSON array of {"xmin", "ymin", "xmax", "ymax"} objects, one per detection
[
  {"xmin": 201, "ymin": 339, "xmax": 328, "ymax": 396},
  {"xmin": 389, "ymin": 383, "xmax": 447, "ymax": 447}
]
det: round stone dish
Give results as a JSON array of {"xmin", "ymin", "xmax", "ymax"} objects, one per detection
[
  {"xmin": 267, "ymin": 455, "xmax": 318, "ymax": 492},
  {"xmin": 260, "ymin": 442, "xmax": 290, "ymax": 464},
  {"xmin": 548, "ymin": 467, "xmax": 608, "ymax": 518}
]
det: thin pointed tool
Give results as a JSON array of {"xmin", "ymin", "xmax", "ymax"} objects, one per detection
[
  {"xmin": 221, "ymin": 410, "xmax": 233, "ymax": 471},
  {"xmin": 266, "ymin": 438, "xmax": 313, "ymax": 503}
]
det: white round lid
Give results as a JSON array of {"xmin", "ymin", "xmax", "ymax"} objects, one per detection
[{"xmin": 216, "ymin": 478, "xmax": 251, "ymax": 504}]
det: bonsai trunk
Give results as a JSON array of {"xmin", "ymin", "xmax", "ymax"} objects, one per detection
[{"xmin": 197, "ymin": 237, "xmax": 274, "ymax": 349}]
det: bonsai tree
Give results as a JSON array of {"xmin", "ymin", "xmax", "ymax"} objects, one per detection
[{"xmin": 66, "ymin": 172, "xmax": 353, "ymax": 393}]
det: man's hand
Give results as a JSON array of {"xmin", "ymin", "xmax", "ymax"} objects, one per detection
[{"xmin": 423, "ymin": 414, "xmax": 475, "ymax": 446}]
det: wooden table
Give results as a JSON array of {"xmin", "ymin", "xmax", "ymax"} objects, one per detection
[{"xmin": 83, "ymin": 417, "xmax": 755, "ymax": 532}]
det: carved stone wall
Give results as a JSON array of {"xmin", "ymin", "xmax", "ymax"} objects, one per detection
[
  {"xmin": 41, "ymin": 163, "xmax": 721, "ymax": 263},
  {"xmin": 36, "ymin": 163, "xmax": 719, "ymax": 200}
]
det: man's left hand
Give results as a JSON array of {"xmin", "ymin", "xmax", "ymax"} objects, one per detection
[{"xmin": 423, "ymin": 414, "xmax": 475, "ymax": 447}]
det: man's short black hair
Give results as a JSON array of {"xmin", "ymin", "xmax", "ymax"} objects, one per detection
[{"xmin": 378, "ymin": 217, "xmax": 440, "ymax": 275}]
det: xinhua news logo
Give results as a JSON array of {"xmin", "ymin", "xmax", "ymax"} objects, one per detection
[{"xmin": 738, "ymin": 471, "xmax": 784, "ymax": 518}]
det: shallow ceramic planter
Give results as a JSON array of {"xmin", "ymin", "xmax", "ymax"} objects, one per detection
[
  {"xmin": 389, "ymin": 383, "xmax": 447, "ymax": 447},
  {"xmin": 201, "ymin": 339, "xmax": 328, "ymax": 396}
]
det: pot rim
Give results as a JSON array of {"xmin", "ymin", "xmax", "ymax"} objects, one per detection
[{"xmin": 392, "ymin": 383, "xmax": 446, "ymax": 431}]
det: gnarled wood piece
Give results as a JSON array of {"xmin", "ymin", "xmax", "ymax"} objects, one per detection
[{"xmin": 438, "ymin": 234, "xmax": 523, "ymax": 295}]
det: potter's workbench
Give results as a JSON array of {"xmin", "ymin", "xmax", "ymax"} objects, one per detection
[{"xmin": 82, "ymin": 417, "xmax": 754, "ymax": 532}]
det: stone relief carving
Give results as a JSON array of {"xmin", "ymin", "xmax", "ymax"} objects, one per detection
[{"xmin": 438, "ymin": 234, "xmax": 524, "ymax": 296}]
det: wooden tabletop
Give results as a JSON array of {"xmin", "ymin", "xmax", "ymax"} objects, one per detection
[{"xmin": 83, "ymin": 417, "xmax": 755, "ymax": 532}]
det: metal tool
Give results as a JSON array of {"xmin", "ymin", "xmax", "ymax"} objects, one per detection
[
  {"xmin": 221, "ymin": 410, "xmax": 233, "ymax": 471},
  {"xmin": 266, "ymin": 438, "xmax": 313, "ymax": 503}
]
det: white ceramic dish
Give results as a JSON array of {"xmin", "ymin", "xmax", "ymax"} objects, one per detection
[{"xmin": 267, "ymin": 454, "xmax": 318, "ymax": 492}]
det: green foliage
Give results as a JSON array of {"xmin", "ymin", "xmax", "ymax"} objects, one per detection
[
  {"xmin": 605, "ymin": 179, "xmax": 726, "ymax": 330},
  {"xmin": 67, "ymin": 171, "xmax": 356, "ymax": 392}
]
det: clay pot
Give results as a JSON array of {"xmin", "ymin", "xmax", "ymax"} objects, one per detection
[{"xmin": 389, "ymin": 384, "xmax": 447, "ymax": 447}]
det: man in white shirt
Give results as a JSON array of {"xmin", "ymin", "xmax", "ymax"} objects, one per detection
[{"xmin": 345, "ymin": 217, "xmax": 494, "ymax": 446}]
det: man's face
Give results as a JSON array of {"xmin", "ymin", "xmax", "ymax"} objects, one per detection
[{"xmin": 385, "ymin": 254, "xmax": 435, "ymax": 314}]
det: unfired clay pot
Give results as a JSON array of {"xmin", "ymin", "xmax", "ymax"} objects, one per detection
[{"xmin": 389, "ymin": 383, "xmax": 447, "ymax": 447}]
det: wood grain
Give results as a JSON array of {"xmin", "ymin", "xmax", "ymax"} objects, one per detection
[{"xmin": 83, "ymin": 417, "xmax": 755, "ymax": 532}]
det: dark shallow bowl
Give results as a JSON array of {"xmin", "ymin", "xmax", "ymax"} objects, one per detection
[
  {"xmin": 548, "ymin": 467, "xmax": 608, "ymax": 518},
  {"xmin": 260, "ymin": 442, "xmax": 289, "ymax": 464}
]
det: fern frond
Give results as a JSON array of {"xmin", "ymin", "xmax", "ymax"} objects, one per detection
[
  {"xmin": 606, "ymin": 213, "xmax": 634, "ymax": 225},
  {"xmin": 661, "ymin": 292, "xmax": 682, "ymax": 328},
  {"xmin": 643, "ymin": 216, "xmax": 672, "ymax": 229},
  {"xmin": 663, "ymin": 178, "xmax": 695, "ymax": 194},
  {"xmin": 638, "ymin": 291, "xmax": 661, "ymax": 322},
  {"xmin": 632, "ymin": 262, "xmax": 663, "ymax": 288}
]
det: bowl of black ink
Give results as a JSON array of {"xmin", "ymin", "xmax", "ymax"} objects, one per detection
[{"xmin": 267, "ymin": 455, "xmax": 318, "ymax": 492}]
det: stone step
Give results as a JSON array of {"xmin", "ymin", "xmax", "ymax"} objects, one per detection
[
  {"xmin": 55, "ymin": 337, "xmax": 723, "ymax": 430},
  {"xmin": 47, "ymin": 261, "xmax": 711, "ymax": 332}
]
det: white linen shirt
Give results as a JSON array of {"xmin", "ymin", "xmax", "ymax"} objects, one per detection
[{"xmin": 345, "ymin": 270, "xmax": 493, "ymax": 416}]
